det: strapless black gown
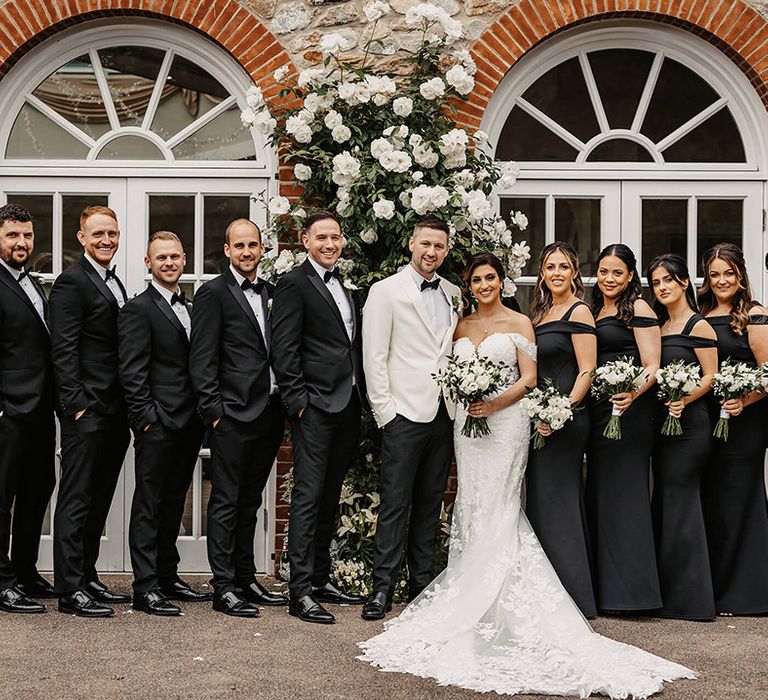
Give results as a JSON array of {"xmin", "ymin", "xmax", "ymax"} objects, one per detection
[
  {"xmin": 703, "ymin": 314, "xmax": 768, "ymax": 615},
  {"xmin": 586, "ymin": 316, "xmax": 662, "ymax": 612},
  {"xmin": 652, "ymin": 314, "xmax": 716, "ymax": 620},
  {"xmin": 527, "ymin": 301, "xmax": 597, "ymax": 618}
]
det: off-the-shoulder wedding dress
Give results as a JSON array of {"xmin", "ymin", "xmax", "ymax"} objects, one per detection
[{"xmin": 359, "ymin": 332, "xmax": 696, "ymax": 699}]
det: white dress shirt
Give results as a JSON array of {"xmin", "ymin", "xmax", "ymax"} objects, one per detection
[
  {"xmin": 229, "ymin": 266, "xmax": 278, "ymax": 394},
  {"xmin": 151, "ymin": 281, "xmax": 191, "ymax": 339},
  {"xmin": 84, "ymin": 252, "xmax": 126, "ymax": 308},
  {"xmin": 0, "ymin": 258, "xmax": 47, "ymax": 329},
  {"xmin": 408, "ymin": 264, "xmax": 451, "ymax": 339}
]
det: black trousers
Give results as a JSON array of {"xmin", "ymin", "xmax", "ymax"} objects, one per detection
[
  {"xmin": 288, "ymin": 394, "xmax": 361, "ymax": 599},
  {"xmin": 53, "ymin": 411, "xmax": 130, "ymax": 594},
  {"xmin": 129, "ymin": 418, "xmax": 204, "ymax": 594},
  {"xmin": 207, "ymin": 397, "xmax": 284, "ymax": 594},
  {"xmin": 0, "ymin": 411, "xmax": 56, "ymax": 590},
  {"xmin": 372, "ymin": 403, "xmax": 453, "ymax": 598}
]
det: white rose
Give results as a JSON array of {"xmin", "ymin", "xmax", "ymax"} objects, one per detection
[
  {"xmin": 412, "ymin": 171, "xmax": 423, "ymax": 182},
  {"xmin": 412, "ymin": 144, "xmax": 438, "ymax": 169},
  {"xmin": 363, "ymin": 0, "xmax": 390, "ymax": 22},
  {"xmin": 274, "ymin": 66, "xmax": 290, "ymax": 82},
  {"xmin": 513, "ymin": 211, "xmax": 528, "ymax": 230},
  {"xmin": 252, "ymin": 111, "xmax": 276, "ymax": 136},
  {"xmin": 332, "ymin": 124, "xmax": 352, "ymax": 143},
  {"xmin": 293, "ymin": 163, "xmax": 312, "ymax": 181},
  {"xmin": 370, "ymin": 137, "xmax": 393, "ymax": 159},
  {"xmin": 245, "ymin": 85, "xmax": 264, "ymax": 109},
  {"xmin": 293, "ymin": 125, "xmax": 313, "ymax": 143},
  {"xmin": 269, "ymin": 196, "xmax": 291, "ymax": 215},
  {"xmin": 324, "ymin": 110, "xmax": 343, "ymax": 130},
  {"xmin": 443, "ymin": 151, "xmax": 466, "ymax": 169},
  {"xmin": 240, "ymin": 107, "xmax": 256, "ymax": 128},
  {"xmin": 476, "ymin": 375, "xmax": 490, "ymax": 391},
  {"xmin": 285, "ymin": 114, "xmax": 307, "ymax": 135},
  {"xmin": 439, "ymin": 128, "xmax": 469, "ymax": 155},
  {"xmin": 393, "ymin": 97, "xmax": 413, "ymax": 117},
  {"xmin": 331, "ymin": 151, "xmax": 361, "ymax": 186},
  {"xmin": 419, "ymin": 77, "xmax": 445, "ymax": 101},
  {"xmin": 379, "ymin": 150, "xmax": 412, "ymax": 173},
  {"xmin": 445, "ymin": 64, "xmax": 474, "ymax": 96},
  {"xmin": 320, "ymin": 33, "xmax": 352, "ymax": 55},
  {"xmin": 409, "ymin": 133, "xmax": 423, "ymax": 147},
  {"xmin": 359, "ymin": 227, "xmax": 378, "ymax": 244},
  {"xmin": 297, "ymin": 68, "xmax": 325, "ymax": 89},
  {"xmin": 338, "ymin": 82, "xmax": 358, "ymax": 104},
  {"xmin": 372, "ymin": 199, "xmax": 396, "ymax": 219}
]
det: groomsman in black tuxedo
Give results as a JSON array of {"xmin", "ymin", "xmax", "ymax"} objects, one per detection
[
  {"xmin": 190, "ymin": 219, "xmax": 287, "ymax": 618},
  {"xmin": 118, "ymin": 231, "xmax": 211, "ymax": 616},
  {"xmin": 0, "ymin": 204, "xmax": 56, "ymax": 614},
  {"xmin": 271, "ymin": 210, "xmax": 366, "ymax": 624},
  {"xmin": 50, "ymin": 205, "xmax": 131, "ymax": 617}
]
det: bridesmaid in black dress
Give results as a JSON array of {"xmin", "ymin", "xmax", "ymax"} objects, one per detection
[
  {"xmin": 648, "ymin": 254, "xmax": 717, "ymax": 621},
  {"xmin": 699, "ymin": 243, "xmax": 768, "ymax": 615},
  {"xmin": 526, "ymin": 241, "xmax": 597, "ymax": 618},
  {"xmin": 587, "ymin": 244, "xmax": 662, "ymax": 614}
]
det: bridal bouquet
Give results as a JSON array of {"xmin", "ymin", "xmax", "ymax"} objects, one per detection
[
  {"xmin": 655, "ymin": 360, "xmax": 701, "ymax": 437},
  {"xmin": 433, "ymin": 355, "xmax": 510, "ymax": 438},
  {"xmin": 520, "ymin": 379, "xmax": 574, "ymax": 450},
  {"xmin": 711, "ymin": 360, "xmax": 760, "ymax": 441},
  {"xmin": 590, "ymin": 356, "xmax": 647, "ymax": 440}
]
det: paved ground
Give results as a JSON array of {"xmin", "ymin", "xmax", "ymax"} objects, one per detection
[{"xmin": 1, "ymin": 575, "xmax": 766, "ymax": 700}]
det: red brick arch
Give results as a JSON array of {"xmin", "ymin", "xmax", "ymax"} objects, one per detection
[
  {"xmin": 0, "ymin": 0, "xmax": 295, "ymax": 107},
  {"xmin": 461, "ymin": 0, "xmax": 768, "ymax": 130}
]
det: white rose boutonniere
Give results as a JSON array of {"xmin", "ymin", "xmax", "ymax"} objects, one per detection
[
  {"xmin": 451, "ymin": 294, "xmax": 462, "ymax": 316},
  {"xmin": 267, "ymin": 297, "xmax": 273, "ymax": 317}
]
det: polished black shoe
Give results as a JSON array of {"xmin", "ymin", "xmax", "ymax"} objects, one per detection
[
  {"xmin": 16, "ymin": 573, "xmax": 57, "ymax": 599},
  {"xmin": 133, "ymin": 591, "xmax": 181, "ymax": 616},
  {"xmin": 86, "ymin": 580, "xmax": 130, "ymax": 604},
  {"xmin": 159, "ymin": 579, "xmax": 213, "ymax": 602},
  {"xmin": 361, "ymin": 591, "xmax": 391, "ymax": 620},
  {"xmin": 312, "ymin": 581, "xmax": 365, "ymax": 605},
  {"xmin": 212, "ymin": 591, "xmax": 259, "ymax": 618},
  {"xmin": 59, "ymin": 589, "xmax": 114, "ymax": 618},
  {"xmin": 236, "ymin": 579, "xmax": 288, "ymax": 606},
  {"xmin": 0, "ymin": 586, "xmax": 46, "ymax": 613},
  {"xmin": 289, "ymin": 594, "xmax": 335, "ymax": 624}
]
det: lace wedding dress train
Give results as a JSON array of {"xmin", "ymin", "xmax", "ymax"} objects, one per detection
[{"xmin": 359, "ymin": 332, "xmax": 696, "ymax": 699}]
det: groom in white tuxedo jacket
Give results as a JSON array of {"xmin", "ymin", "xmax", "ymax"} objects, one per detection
[{"xmin": 361, "ymin": 218, "xmax": 461, "ymax": 620}]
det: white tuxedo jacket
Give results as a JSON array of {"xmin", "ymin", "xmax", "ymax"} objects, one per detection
[{"xmin": 363, "ymin": 267, "xmax": 461, "ymax": 427}]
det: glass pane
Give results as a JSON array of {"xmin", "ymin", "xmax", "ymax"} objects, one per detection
[
  {"xmin": 151, "ymin": 55, "xmax": 228, "ymax": 141},
  {"xmin": 62, "ymin": 194, "xmax": 109, "ymax": 269},
  {"xmin": 179, "ymin": 282, "xmax": 196, "ymax": 300},
  {"xmin": 641, "ymin": 199, "xmax": 687, "ymax": 272},
  {"xmin": 554, "ymin": 199, "xmax": 601, "ymax": 276},
  {"xmin": 662, "ymin": 108, "xmax": 745, "ymax": 163},
  {"xmin": 203, "ymin": 196, "xmax": 251, "ymax": 274},
  {"xmin": 586, "ymin": 139, "xmax": 654, "ymax": 162},
  {"xmin": 171, "ymin": 106, "xmax": 256, "ymax": 161},
  {"xmin": 513, "ymin": 284, "xmax": 534, "ymax": 315},
  {"xmin": 10, "ymin": 194, "xmax": 53, "ymax": 273},
  {"xmin": 6, "ymin": 102, "xmax": 91, "ymax": 159},
  {"xmin": 588, "ymin": 49, "xmax": 654, "ymax": 130},
  {"xmin": 496, "ymin": 106, "xmax": 579, "ymax": 162},
  {"xmin": 200, "ymin": 454, "xmax": 213, "ymax": 536},
  {"xmin": 148, "ymin": 195, "xmax": 195, "ymax": 270},
  {"xmin": 522, "ymin": 57, "xmax": 599, "ymax": 143},
  {"xmin": 641, "ymin": 57, "xmax": 718, "ymax": 143},
  {"xmin": 97, "ymin": 46, "xmax": 166, "ymax": 127},
  {"xmin": 32, "ymin": 54, "xmax": 111, "ymax": 141},
  {"xmin": 697, "ymin": 199, "xmax": 743, "ymax": 275},
  {"xmin": 499, "ymin": 197, "xmax": 545, "ymax": 276},
  {"xmin": 41, "ymin": 502, "xmax": 51, "ymax": 536},
  {"xmin": 97, "ymin": 135, "xmax": 165, "ymax": 160}
]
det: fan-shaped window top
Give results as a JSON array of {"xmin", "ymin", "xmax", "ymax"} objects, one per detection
[
  {"xmin": 496, "ymin": 48, "xmax": 745, "ymax": 164},
  {"xmin": 5, "ymin": 46, "xmax": 256, "ymax": 162}
]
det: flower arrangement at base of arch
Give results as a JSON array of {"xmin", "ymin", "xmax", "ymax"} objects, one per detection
[{"xmin": 242, "ymin": 1, "xmax": 530, "ymax": 597}]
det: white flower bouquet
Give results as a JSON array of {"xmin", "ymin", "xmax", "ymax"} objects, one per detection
[
  {"xmin": 433, "ymin": 355, "xmax": 510, "ymax": 438},
  {"xmin": 520, "ymin": 379, "xmax": 574, "ymax": 450},
  {"xmin": 590, "ymin": 356, "xmax": 647, "ymax": 440},
  {"xmin": 711, "ymin": 360, "xmax": 760, "ymax": 441},
  {"xmin": 655, "ymin": 360, "xmax": 701, "ymax": 437}
]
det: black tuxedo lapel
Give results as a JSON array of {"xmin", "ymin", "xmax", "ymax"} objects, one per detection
[
  {"xmin": 258, "ymin": 282, "xmax": 272, "ymax": 350},
  {"xmin": 0, "ymin": 265, "xmax": 49, "ymax": 333},
  {"xmin": 224, "ymin": 269, "xmax": 267, "ymax": 351},
  {"xmin": 78, "ymin": 256, "xmax": 119, "ymax": 310},
  {"xmin": 302, "ymin": 259, "xmax": 349, "ymax": 342},
  {"xmin": 147, "ymin": 284, "xmax": 188, "ymax": 343}
]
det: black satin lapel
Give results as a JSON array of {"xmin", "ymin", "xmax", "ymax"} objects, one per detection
[
  {"xmin": 0, "ymin": 267, "xmax": 46, "ymax": 330},
  {"xmin": 259, "ymin": 285, "xmax": 272, "ymax": 350},
  {"xmin": 306, "ymin": 268, "xmax": 347, "ymax": 336},
  {"xmin": 149, "ymin": 287, "xmax": 188, "ymax": 342},
  {"xmin": 346, "ymin": 288, "xmax": 358, "ymax": 341},
  {"xmin": 79, "ymin": 257, "xmax": 118, "ymax": 309},
  {"xmin": 225, "ymin": 276, "xmax": 267, "ymax": 350}
]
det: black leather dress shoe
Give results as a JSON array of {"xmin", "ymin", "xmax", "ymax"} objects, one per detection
[
  {"xmin": 59, "ymin": 590, "xmax": 114, "ymax": 618},
  {"xmin": 361, "ymin": 591, "xmax": 392, "ymax": 620},
  {"xmin": 312, "ymin": 581, "xmax": 365, "ymax": 605},
  {"xmin": 0, "ymin": 587, "xmax": 46, "ymax": 613},
  {"xmin": 289, "ymin": 594, "xmax": 335, "ymax": 624},
  {"xmin": 212, "ymin": 591, "xmax": 259, "ymax": 618},
  {"xmin": 236, "ymin": 579, "xmax": 288, "ymax": 606},
  {"xmin": 159, "ymin": 579, "xmax": 213, "ymax": 602},
  {"xmin": 133, "ymin": 591, "xmax": 181, "ymax": 616},
  {"xmin": 86, "ymin": 580, "xmax": 130, "ymax": 604},
  {"xmin": 16, "ymin": 573, "xmax": 57, "ymax": 599}
]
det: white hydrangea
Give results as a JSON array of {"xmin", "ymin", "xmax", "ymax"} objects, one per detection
[
  {"xmin": 445, "ymin": 64, "xmax": 474, "ymax": 95},
  {"xmin": 359, "ymin": 227, "xmax": 378, "ymax": 244},
  {"xmin": 379, "ymin": 149, "xmax": 412, "ymax": 173},
  {"xmin": 393, "ymin": 96, "xmax": 413, "ymax": 117},
  {"xmin": 274, "ymin": 66, "xmax": 290, "ymax": 82},
  {"xmin": 320, "ymin": 33, "xmax": 352, "ymax": 55},
  {"xmin": 332, "ymin": 124, "xmax": 352, "ymax": 143},
  {"xmin": 331, "ymin": 151, "xmax": 361, "ymax": 186},
  {"xmin": 372, "ymin": 199, "xmax": 396, "ymax": 219},
  {"xmin": 268, "ymin": 196, "xmax": 291, "ymax": 215},
  {"xmin": 293, "ymin": 163, "xmax": 312, "ymax": 181},
  {"xmin": 419, "ymin": 77, "xmax": 445, "ymax": 100},
  {"xmin": 363, "ymin": 0, "xmax": 390, "ymax": 22},
  {"xmin": 410, "ymin": 184, "xmax": 450, "ymax": 215}
]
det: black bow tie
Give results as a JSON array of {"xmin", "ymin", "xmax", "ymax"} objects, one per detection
[
  {"xmin": 323, "ymin": 268, "xmax": 341, "ymax": 283},
  {"xmin": 241, "ymin": 279, "xmax": 264, "ymax": 294},
  {"xmin": 171, "ymin": 291, "xmax": 187, "ymax": 306},
  {"xmin": 17, "ymin": 270, "xmax": 28, "ymax": 283},
  {"xmin": 105, "ymin": 266, "xmax": 118, "ymax": 282},
  {"xmin": 420, "ymin": 278, "xmax": 440, "ymax": 292}
]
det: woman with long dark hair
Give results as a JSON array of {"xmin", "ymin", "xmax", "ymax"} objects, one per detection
[
  {"xmin": 586, "ymin": 244, "xmax": 662, "ymax": 614},
  {"xmin": 526, "ymin": 242, "xmax": 597, "ymax": 618},
  {"xmin": 699, "ymin": 243, "xmax": 768, "ymax": 615},
  {"xmin": 648, "ymin": 254, "xmax": 717, "ymax": 620}
]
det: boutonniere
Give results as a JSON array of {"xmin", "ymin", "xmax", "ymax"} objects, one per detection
[
  {"xmin": 28, "ymin": 270, "xmax": 44, "ymax": 284},
  {"xmin": 451, "ymin": 294, "xmax": 462, "ymax": 316},
  {"xmin": 267, "ymin": 297, "xmax": 273, "ymax": 316}
]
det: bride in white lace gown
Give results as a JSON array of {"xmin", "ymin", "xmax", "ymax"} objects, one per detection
[{"xmin": 358, "ymin": 255, "xmax": 696, "ymax": 699}]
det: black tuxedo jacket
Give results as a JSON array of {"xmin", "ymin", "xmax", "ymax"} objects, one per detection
[
  {"xmin": 0, "ymin": 265, "xmax": 53, "ymax": 417},
  {"xmin": 271, "ymin": 258, "xmax": 365, "ymax": 416},
  {"xmin": 118, "ymin": 285, "xmax": 198, "ymax": 431},
  {"xmin": 189, "ymin": 270, "xmax": 275, "ymax": 424},
  {"xmin": 49, "ymin": 256, "xmax": 127, "ymax": 418}
]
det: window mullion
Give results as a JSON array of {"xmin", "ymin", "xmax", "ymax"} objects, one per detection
[
  {"xmin": 88, "ymin": 48, "xmax": 121, "ymax": 132},
  {"xmin": 141, "ymin": 49, "xmax": 175, "ymax": 133},
  {"xmin": 579, "ymin": 52, "xmax": 609, "ymax": 134},
  {"xmin": 631, "ymin": 51, "xmax": 664, "ymax": 134}
]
